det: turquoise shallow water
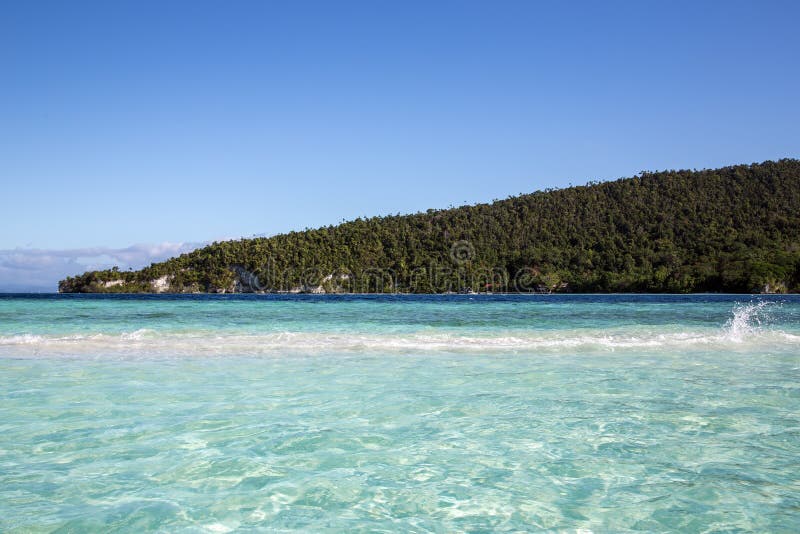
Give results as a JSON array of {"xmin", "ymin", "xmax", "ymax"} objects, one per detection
[{"xmin": 1, "ymin": 295, "xmax": 799, "ymax": 532}]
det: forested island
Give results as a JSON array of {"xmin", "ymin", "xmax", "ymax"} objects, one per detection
[{"xmin": 59, "ymin": 159, "xmax": 800, "ymax": 294}]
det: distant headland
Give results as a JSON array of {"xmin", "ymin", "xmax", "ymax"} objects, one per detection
[{"xmin": 59, "ymin": 159, "xmax": 800, "ymax": 294}]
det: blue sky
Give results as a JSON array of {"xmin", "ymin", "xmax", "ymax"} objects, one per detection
[{"xmin": 1, "ymin": 0, "xmax": 798, "ymax": 290}]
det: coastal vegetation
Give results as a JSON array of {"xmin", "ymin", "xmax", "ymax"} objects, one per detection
[{"xmin": 59, "ymin": 159, "xmax": 800, "ymax": 294}]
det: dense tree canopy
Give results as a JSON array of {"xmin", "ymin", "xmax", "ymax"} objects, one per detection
[{"xmin": 60, "ymin": 159, "xmax": 800, "ymax": 294}]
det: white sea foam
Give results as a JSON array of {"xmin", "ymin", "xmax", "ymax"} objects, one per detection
[
  {"xmin": 1, "ymin": 301, "xmax": 796, "ymax": 358},
  {"xmin": 0, "ymin": 327, "xmax": 796, "ymax": 358},
  {"xmin": 120, "ymin": 328, "xmax": 154, "ymax": 340},
  {"xmin": 0, "ymin": 333, "xmax": 43, "ymax": 345}
]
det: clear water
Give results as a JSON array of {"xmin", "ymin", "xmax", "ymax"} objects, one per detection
[{"xmin": 1, "ymin": 294, "xmax": 799, "ymax": 532}]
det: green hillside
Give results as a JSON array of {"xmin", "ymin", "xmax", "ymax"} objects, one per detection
[{"xmin": 59, "ymin": 159, "xmax": 800, "ymax": 294}]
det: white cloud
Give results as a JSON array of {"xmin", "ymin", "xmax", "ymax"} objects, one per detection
[{"xmin": 0, "ymin": 242, "xmax": 204, "ymax": 292}]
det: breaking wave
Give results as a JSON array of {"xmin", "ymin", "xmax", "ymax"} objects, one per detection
[{"xmin": 1, "ymin": 301, "xmax": 797, "ymax": 358}]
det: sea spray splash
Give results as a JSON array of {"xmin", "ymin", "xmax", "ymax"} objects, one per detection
[{"xmin": 724, "ymin": 300, "xmax": 778, "ymax": 342}]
